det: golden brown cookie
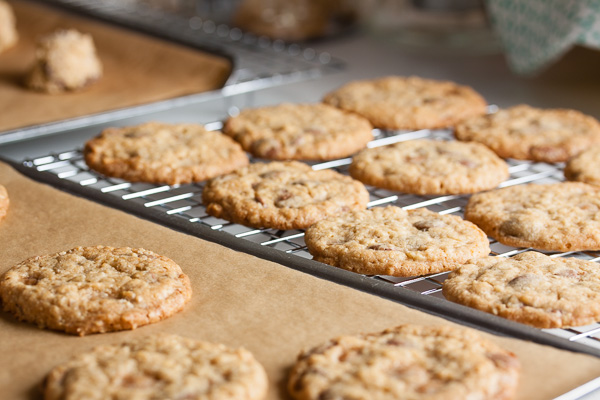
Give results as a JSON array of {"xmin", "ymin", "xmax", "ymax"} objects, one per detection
[
  {"xmin": 304, "ymin": 206, "xmax": 490, "ymax": 277},
  {"xmin": 0, "ymin": 1, "xmax": 18, "ymax": 53},
  {"xmin": 0, "ymin": 246, "xmax": 192, "ymax": 335},
  {"xmin": 464, "ymin": 182, "xmax": 600, "ymax": 251},
  {"xmin": 202, "ymin": 161, "xmax": 369, "ymax": 230},
  {"xmin": 27, "ymin": 29, "xmax": 103, "ymax": 94},
  {"xmin": 84, "ymin": 122, "xmax": 249, "ymax": 185},
  {"xmin": 223, "ymin": 103, "xmax": 373, "ymax": 161},
  {"xmin": 232, "ymin": 0, "xmax": 330, "ymax": 41},
  {"xmin": 0, "ymin": 184, "xmax": 8, "ymax": 223},
  {"xmin": 288, "ymin": 324, "xmax": 520, "ymax": 400},
  {"xmin": 443, "ymin": 252, "xmax": 600, "ymax": 329},
  {"xmin": 454, "ymin": 105, "xmax": 600, "ymax": 163},
  {"xmin": 44, "ymin": 333, "xmax": 268, "ymax": 400},
  {"xmin": 349, "ymin": 139, "xmax": 509, "ymax": 195},
  {"xmin": 322, "ymin": 76, "xmax": 487, "ymax": 130},
  {"xmin": 564, "ymin": 145, "xmax": 600, "ymax": 186}
]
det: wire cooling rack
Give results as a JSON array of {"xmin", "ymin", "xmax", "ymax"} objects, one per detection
[{"xmin": 13, "ymin": 122, "xmax": 600, "ymax": 360}]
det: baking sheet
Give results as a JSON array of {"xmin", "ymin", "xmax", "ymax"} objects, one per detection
[
  {"xmin": 1, "ymin": 161, "xmax": 600, "ymax": 399},
  {"xmin": 0, "ymin": 0, "xmax": 232, "ymax": 133}
]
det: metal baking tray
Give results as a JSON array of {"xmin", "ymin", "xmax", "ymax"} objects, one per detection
[
  {"xmin": 6, "ymin": 120, "xmax": 600, "ymax": 365},
  {"xmin": 0, "ymin": 0, "xmax": 344, "ymax": 144}
]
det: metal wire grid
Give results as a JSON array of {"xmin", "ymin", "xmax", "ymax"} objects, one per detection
[{"xmin": 20, "ymin": 124, "xmax": 600, "ymax": 352}]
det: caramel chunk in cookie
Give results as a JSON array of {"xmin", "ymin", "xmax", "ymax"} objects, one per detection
[
  {"xmin": 45, "ymin": 334, "xmax": 268, "ymax": 400},
  {"xmin": 288, "ymin": 324, "xmax": 519, "ymax": 400},
  {"xmin": 84, "ymin": 122, "xmax": 249, "ymax": 185},
  {"xmin": 26, "ymin": 29, "xmax": 103, "ymax": 94},
  {"xmin": 444, "ymin": 252, "xmax": 600, "ymax": 328},
  {"xmin": 305, "ymin": 206, "xmax": 490, "ymax": 277},
  {"xmin": 202, "ymin": 161, "xmax": 369, "ymax": 230},
  {"xmin": 323, "ymin": 76, "xmax": 487, "ymax": 130},
  {"xmin": 465, "ymin": 182, "xmax": 600, "ymax": 251},
  {"xmin": 349, "ymin": 139, "xmax": 509, "ymax": 195},
  {"xmin": 455, "ymin": 105, "xmax": 600, "ymax": 163},
  {"xmin": 0, "ymin": 246, "xmax": 192, "ymax": 335},
  {"xmin": 224, "ymin": 103, "xmax": 373, "ymax": 161}
]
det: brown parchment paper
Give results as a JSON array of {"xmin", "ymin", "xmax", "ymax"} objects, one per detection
[
  {"xmin": 1, "ymin": 161, "xmax": 599, "ymax": 400},
  {"xmin": 0, "ymin": 0, "xmax": 232, "ymax": 133}
]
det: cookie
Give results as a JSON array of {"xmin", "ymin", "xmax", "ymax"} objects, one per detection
[
  {"xmin": 322, "ymin": 76, "xmax": 487, "ymax": 130},
  {"xmin": 202, "ymin": 161, "xmax": 369, "ymax": 230},
  {"xmin": 288, "ymin": 324, "xmax": 520, "ymax": 400},
  {"xmin": 443, "ymin": 251, "xmax": 600, "ymax": 329},
  {"xmin": 233, "ymin": 0, "xmax": 329, "ymax": 41},
  {"xmin": 0, "ymin": 1, "xmax": 18, "ymax": 53},
  {"xmin": 564, "ymin": 145, "xmax": 600, "ymax": 186},
  {"xmin": 304, "ymin": 206, "xmax": 490, "ymax": 277},
  {"xmin": 84, "ymin": 122, "xmax": 249, "ymax": 185},
  {"xmin": 0, "ymin": 246, "xmax": 192, "ymax": 335},
  {"xmin": 27, "ymin": 29, "xmax": 103, "ymax": 94},
  {"xmin": 0, "ymin": 184, "xmax": 8, "ymax": 223},
  {"xmin": 223, "ymin": 103, "xmax": 373, "ymax": 161},
  {"xmin": 44, "ymin": 333, "xmax": 268, "ymax": 400},
  {"xmin": 349, "ymin": 139, "xmax": 509, "ymax": 195},
  {"xmin": 464, "ymin": 182, "xmax": 600, "ymax": 252},
  {"xmin": 454, "ymin": 104, "xmax": 600, "ymax": 163}
]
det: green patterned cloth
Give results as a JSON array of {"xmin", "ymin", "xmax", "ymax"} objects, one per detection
[{"xmin": 485, "ymin": 0, "xmax": 600, "ymax": 75}]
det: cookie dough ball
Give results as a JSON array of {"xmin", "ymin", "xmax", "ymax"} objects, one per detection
[
  {"xmin": 0, "ymin": 1, "xmax": 18, "ymax": 53},
  {"xmin": 27, "ymin": 29, "xmax": 102, "ymax": 94}
]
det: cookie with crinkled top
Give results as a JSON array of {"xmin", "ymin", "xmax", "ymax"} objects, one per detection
[
  {"xmin": 44, "ymin": 333, "xmax": 268, "ymax": 400},
  {"xmin": 0, "ymin": 184, "xmax": 8, "ymax": 223},
  {"xmin": 322, "ymin": 76, "xmax": 487, "ymax": 130},
  {"xmin": 349, "ymin": 139, "xmax": 509, "ymax": 195},
  {"xmin": 223, "ymin": 103, "xmax": 373, "ymax": 161},
  {"xmin": 443, "ymin": 251, "xmax": 600, "ymax": 329},
  {"xmin": 202, "ymin": 161, "xmax": 369, "ymax": 230},
  {"xmin": 564, "ymin": 145, "xmax": 600, "ymax": 186},
  {"xmin": 288, "ymin": 324, "xmax": 520, "ymax": 400},
  {"xmin": 455, "ymin": 105, "xmax": 600, "ymax": 163},
  {"xmin": 464, "ymin": 182, "xmax": 600, "ymax": 251},
  {"xmin": 304, "ymin": 206, "xmax": 490, "ymax": 277},
  {"xmin": 0, "ymin": 246, "xmax": 192, "ymax": 335},
  {"xmin": 84, "ymin": 122, "xmax": 249, "ymax": 185}
]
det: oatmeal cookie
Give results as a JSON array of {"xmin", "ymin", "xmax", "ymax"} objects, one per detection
[
  {"xmin": 288, "ymin": 324, "xmax": 520, "ymax": 400},
  {"xmin": 0, "ymin": 1, "xmax": 18, "ymax": 53},
  {"xmin": 304, "ymin": 206, "xmax": 490, "ymax": 277},
  {"xmin": 202, "ymin": 161, "xmax": 369, "ymax": 230},
  {"xmin": 454, "ymin": 105, "xmax": 600, "ymax": 163},
  {"xmin": 443, "ymin": 252, "xmax": 600, "ymax": 329},
  {"xmin": 0, "ymin": 184, "xmax": 8, "ymax": 223},
  {"xmin": 322, "ymin": 76, "xmax": 487, "ymax": 130},
  {"xmin": 0, "ymin": 246, "xmax": 192, "ymax": 335},
  {"xmin": 44, "ymin": 333, "xmax": 268, "ymax": 400},
  {"xmin": 464, "ymin": 182, "xmax": 600, "ymax": 251},
  {"xmin": 223, "ymin": 103, "xmax": 373, "ymax": 161},
  {"xmin": 27, "ymin": 29, "xmax": 103, "ymax": 94},
  {"xmin": 564, "ymin": 145, "xmax": 600, "ymax": 186},
  {"xmin": 84, "ymin": 122, "xmax": 249, "ymax": 185},
  {"xmin": 349, "ymin": 139, "xmax": 509, "ymax": 195}
]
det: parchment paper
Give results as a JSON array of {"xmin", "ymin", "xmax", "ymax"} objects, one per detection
[
  {"xmin": 0, "ymin": 0, "xmax": 232, "ymax": 133},
  {"xmin": 1, "ymin": 161, "xmax": 599, "ymax": 399}
]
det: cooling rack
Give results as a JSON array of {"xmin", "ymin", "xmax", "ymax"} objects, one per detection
[
  {"xmin": 1, "ymin": 0, "xmax": 344, "ymax": 143},
  {"xmin": 9, "ymin": 122, "xmax": 600, "ymax": 361}
]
